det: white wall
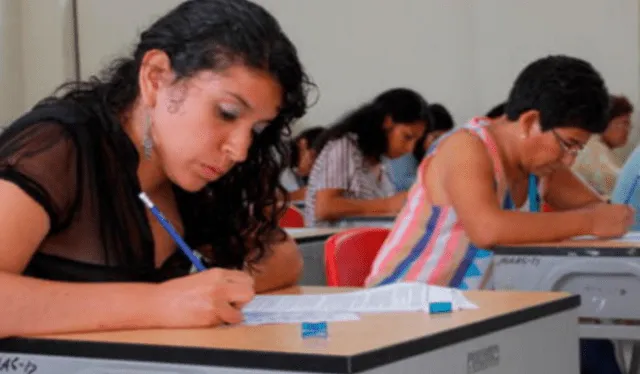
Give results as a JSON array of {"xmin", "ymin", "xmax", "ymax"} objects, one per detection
[
  {"xmin": 0, "ymin": 0, "xmax": 76, "ymax": 127},
  {"xmin": 0, "ymin": 0, "xmax": 24, "ymax": 126},
  {"xmin": 21, "ymin": 0, "xmax": 77, "ymax": 111},
  {"xmin": 73, "ymin": 0, "xmax": 640, "ymax": 155}
]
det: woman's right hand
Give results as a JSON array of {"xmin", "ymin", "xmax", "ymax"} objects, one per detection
[
  {"xmin": 587, "ymin": 203, "xmax": 635, "ymax": 238},
  {"xmin": 152, "ymin": 268, "xmax": 255, "ymax": 328}
]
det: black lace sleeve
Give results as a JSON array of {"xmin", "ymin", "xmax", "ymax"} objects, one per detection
[{"xmin": 0, "ymin": 122, "xmax": 79, "ymax": 233}]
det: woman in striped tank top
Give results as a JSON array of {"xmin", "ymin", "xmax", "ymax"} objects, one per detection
[{"xmin": 366, "ymin": 55, "xmax": 635, "ymax": 290}]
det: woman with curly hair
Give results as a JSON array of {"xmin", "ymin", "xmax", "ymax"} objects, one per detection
[{"xmin": 0, "ymin": 0, "xmax": 312, "ymax": 337}]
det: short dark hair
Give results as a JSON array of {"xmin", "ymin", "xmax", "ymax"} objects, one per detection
[
  {"xmin": 486, "ymin": 102, "xmax": 506, "ymax": 118},
  {"xmin": 428, "ymin": 103, "xmax": 455, "ymax": 132},
  {"xmin": 288, "ymin": 126, "xmax": 325, "ymax": 167},
  {"xmin": 505, "ymin": 55, "xmax": 609, "ymax": 133},
  {"xmin": 314, "ymin": 88, "xmax": 429, "ymax": 162},
  {"xmin": 608, "ymin": 95, "xmax": 634, "ymax": 121}
]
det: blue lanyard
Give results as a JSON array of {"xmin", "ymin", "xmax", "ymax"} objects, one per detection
[{"xmin": 528, "ymin": 174, "xmax": 540, "ymax": 212}]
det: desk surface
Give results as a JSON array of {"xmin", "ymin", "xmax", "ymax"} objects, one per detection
[
  {"xmin": 0, "ymin": 287, "xmax": 578, "ymax": 373},
  {"xmin": 286, "ymin": 227, "xmax": 343, "ymax": 243},
  {"xmin": 341, "ymin": 215, "xmax": 396, "ymax": 222},
  {"xmin": 494, "ymin": 237, "xmax": 640, "ymax": 256}
]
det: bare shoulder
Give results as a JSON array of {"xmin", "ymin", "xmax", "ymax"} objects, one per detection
[
  {"xmin": 430, "ymin": 130, "xmax": 494, "ymax": 169},
  {"xmin": 0, "ymin": 179, "xmax": 50, "ymax": 273}
]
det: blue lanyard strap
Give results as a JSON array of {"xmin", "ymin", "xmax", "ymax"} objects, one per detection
[{"xmin": 528, "ymin": 174, "xmax": 540, "ymax": 212}]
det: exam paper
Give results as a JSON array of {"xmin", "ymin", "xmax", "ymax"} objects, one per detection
[
  {"xmin": 243, "ymin": 311, "xmax": 360, "ymax": 326},
  {"xmin": 572, "ymin": 232, "xmax": 640, "ymax": 242},
  {"xmin": 243, "ymin": 282, "xmax": 477, "ymax": 314},
  {"xmin": 283, "ymin": 228, "xmax": 309, "ymax": 236}
]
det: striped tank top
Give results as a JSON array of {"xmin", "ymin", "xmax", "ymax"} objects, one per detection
[{"xmin": 365, "ymin": 118, "xmax": 515, "ymax": 290}]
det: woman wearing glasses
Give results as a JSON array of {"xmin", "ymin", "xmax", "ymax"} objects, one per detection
[
  {"xmin": 572, "ymin": 95, "xmax": 634, "ymax": 197},
  {"xmin": 366, "ymin": 55, "xmax": 634, "ymax": 291}
]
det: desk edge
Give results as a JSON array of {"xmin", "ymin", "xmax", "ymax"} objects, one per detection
[{"xmin": 0, "ymin": 294, "xmax": 579, "ymax": 374}]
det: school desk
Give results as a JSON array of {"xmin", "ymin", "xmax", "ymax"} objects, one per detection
[
  {"xmin": 286, "ymin": 228, "xmax": 343, "ymax": 286},
  {"xmin": 0, "ymin": 286, "xmax": 579, "ymax": 374},
  {"xmin": 493, "ymin": 237, "xmax": 640, "ymax": 373},
  {"xmin": 336, "ymin": 215, "xmax": 396, "ymax": 228},
  {"xmin": 291, "ymin": 200, "xmax": 305, "ymax": 210}
]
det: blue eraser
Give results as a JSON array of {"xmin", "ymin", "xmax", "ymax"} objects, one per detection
[
  {"xmin": 429, "ymin": 301, "xmax": 453, "ymax": 314},
  {"xmin": 301, "ymin": 322, "xmax": 328, "ymax": 338}
]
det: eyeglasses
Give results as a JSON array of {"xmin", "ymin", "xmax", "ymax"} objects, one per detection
[{"xmin": 551, "ymin": 130, "xmax": 583, "ymax": 156}]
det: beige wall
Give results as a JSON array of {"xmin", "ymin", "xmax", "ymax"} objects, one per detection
[
  {"xmin": 0, "ymin": 0, "xmax": 24, "ymax": 127},
  {"xmin": 21, "ymin": 0, "xmax": 77, "ymax": 110},
  {"xmin": 9, "ymin": 0, "xmax": 640, "ymax": 158},
  {"xmin": 0, "ymin": 0, "xmax": 76, "ymax": 127},
  {"xmin": 74, "ymin": 0, "xmax": 640, "ymax": 155}
]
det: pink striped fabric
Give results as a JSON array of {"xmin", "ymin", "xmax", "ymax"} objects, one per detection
[{"xmin": 365, "ymin": 118, "xmax": 513, "ymax": 289}]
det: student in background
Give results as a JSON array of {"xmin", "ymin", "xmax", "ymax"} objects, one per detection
[
  {"xmin": 0, "ymin": 0, "xmax": 311, "ymax": 337},
  {"xmin": 485, "ymin": 102, "xmax": 506, "ymax": 119},
  {"xmin": 304, "ymin": 88, "xmax": 429, "ymax": 227},
  {"xmin": 572, "ymin": 95, "xmax": 634, "ymax": 197},
  {"xmin": 280, "ymin": 127, "xmax": 325, "ymax": 201},
  {"xmin": 366, "ymin": 55, "xmax": 632, "ymax": 287},
  {"xmin": 365, "ymin": 56, "xmax": 632, "ymax": 374},
  {"xmin": 612, "ymin": 144, "xmax": 640, "ymax": 230},
  {"xmin": 386, "ymin": 103, "xmax": 455, "ymax": 191}
]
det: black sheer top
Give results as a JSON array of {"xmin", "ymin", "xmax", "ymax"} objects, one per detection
[{"xmin": 0, "ymin": 99, "xmax": 213, "ymax": 282}]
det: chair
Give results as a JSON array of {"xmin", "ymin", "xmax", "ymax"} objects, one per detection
[
  {"xmin": 324, "ymin": 227, "xmax": 390, "ymax": 287},
  {"xmin": 279, "ymin": 206, "xmax": 305, "ymax": 228}
]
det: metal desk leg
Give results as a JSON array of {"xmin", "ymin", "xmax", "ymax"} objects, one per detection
[{"xmin": 629, "ymin": 342, "xmax": 640, "ymax": 374}]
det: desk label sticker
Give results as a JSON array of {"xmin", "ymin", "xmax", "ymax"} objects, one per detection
[
  {"xmin": 495, "ymin": 256, "xmax": 540, "ymax": 267},
  {"xmin": 0, "ymin": 356, "xmax": 38, "ymax": 374},
  {"xmin": 467, "ymin": 345, "xmax": 499, "ymax": 374}
]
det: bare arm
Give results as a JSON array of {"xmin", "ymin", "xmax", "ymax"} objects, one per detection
[
  {"xmin": 0, "ymin": 181, "xmax": 255, "ymax": 337},
  {"xmin": 542, "ymin": 167, "xmax": 606, "ymax": 210},
  {"xmin": 248, "ymin": 233, "xmax": 302, "ymax": 293},
  {"xmin": 314, "ymin": 189, "xmax": 406, "ymax": 221},
  {"xmin": 0, "ymin": 181, "xmax": 162, "ymax": 337},
  {"xmin": 439, "ymin": 133, "xmax": 593, "ymax": 248},
  {"xmin": 288, "ymin": 187, "xmax": 307, "ymax": 201}
]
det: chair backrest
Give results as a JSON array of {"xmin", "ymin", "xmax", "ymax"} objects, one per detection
[
  {"xmin": 324, "ymin": 227, "xmax": 390, "ymax": 287},
  {"xmin": 279, "ymin": 206, "xmax": 305, "ymax": 228}
]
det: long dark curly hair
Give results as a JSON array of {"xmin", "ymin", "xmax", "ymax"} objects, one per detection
[
  {"xmin": 43, "ymin": 0, "xmax": 313, "ymax": 270},
  {"xmin": 313, "ymin": 88, "xmax": 429, "ymax": 163}
]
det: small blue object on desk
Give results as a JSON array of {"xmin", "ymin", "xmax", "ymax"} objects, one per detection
[
  {"xmin": 429, "ymin": 302, "xmax": 453, "ymax": 314},
  {"xmin": 301, "ymin": 322, "xmax": 328, "ymax": 338}
]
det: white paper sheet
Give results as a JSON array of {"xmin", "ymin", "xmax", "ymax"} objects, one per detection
[
  {"xmin": 243, "ymin": 283, "xmax": 477, "ymax": 314},
  {"xmin": 572, "ymin": 231, "xmax": 640, "ymax": 242},
  {"xmin": 283, "ymin": 228, "xmax": 309, "ymax": 236},
  {"xmin": 243, "ymin": 311, "xmax": 360, "ymax": 326}
]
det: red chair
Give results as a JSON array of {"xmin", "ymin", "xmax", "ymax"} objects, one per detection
[
  {"xmin": 324, "ymin": 227, "xmax": 390, "ymax": 287},
  {"xmin": 279, "ymin": 206, "xmax": 305, "ymax": 228}
]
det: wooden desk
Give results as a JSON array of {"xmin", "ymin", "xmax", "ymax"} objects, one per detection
[
  {"xmin": 0, "ymin": 287, "xmax": 579, "ymax": 373},
  {"xmin": 493, "ymin": 238, "xmax": 640, "ymax": 341},
  {"xmin": 286, "ymin": 228, "xmax": 343, "ymax": 286},
  {"xmin": 336, "ymin": 215, "xmax": 396, "ymax": 229}
]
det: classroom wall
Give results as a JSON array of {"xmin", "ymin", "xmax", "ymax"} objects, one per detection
[
  {"xmin": 0, "ymin": 0, "xmax": 76, "ymax": 127},
  {"xmin": 0, "ymin": 0, "xmax": 24, "ymax": 127},
  {"xmin": 17, "ymin": 0, "xmax": 640, "ymax": 157},
  {"xmin": 21, "ymin": 0, "xmax": 77, "ymax": 111}
]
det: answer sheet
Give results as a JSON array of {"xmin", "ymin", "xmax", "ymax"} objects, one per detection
[
  {"xmin": 243, "ymin": 282, "xmax": 477, "ymax": 314},
  {"xmin": 243, "ymin": 311, "xmax": 360, "ymax": 326},
  {"xmin": 571, "ymin": 231, "xmax": 640, "ymax": 242}
]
